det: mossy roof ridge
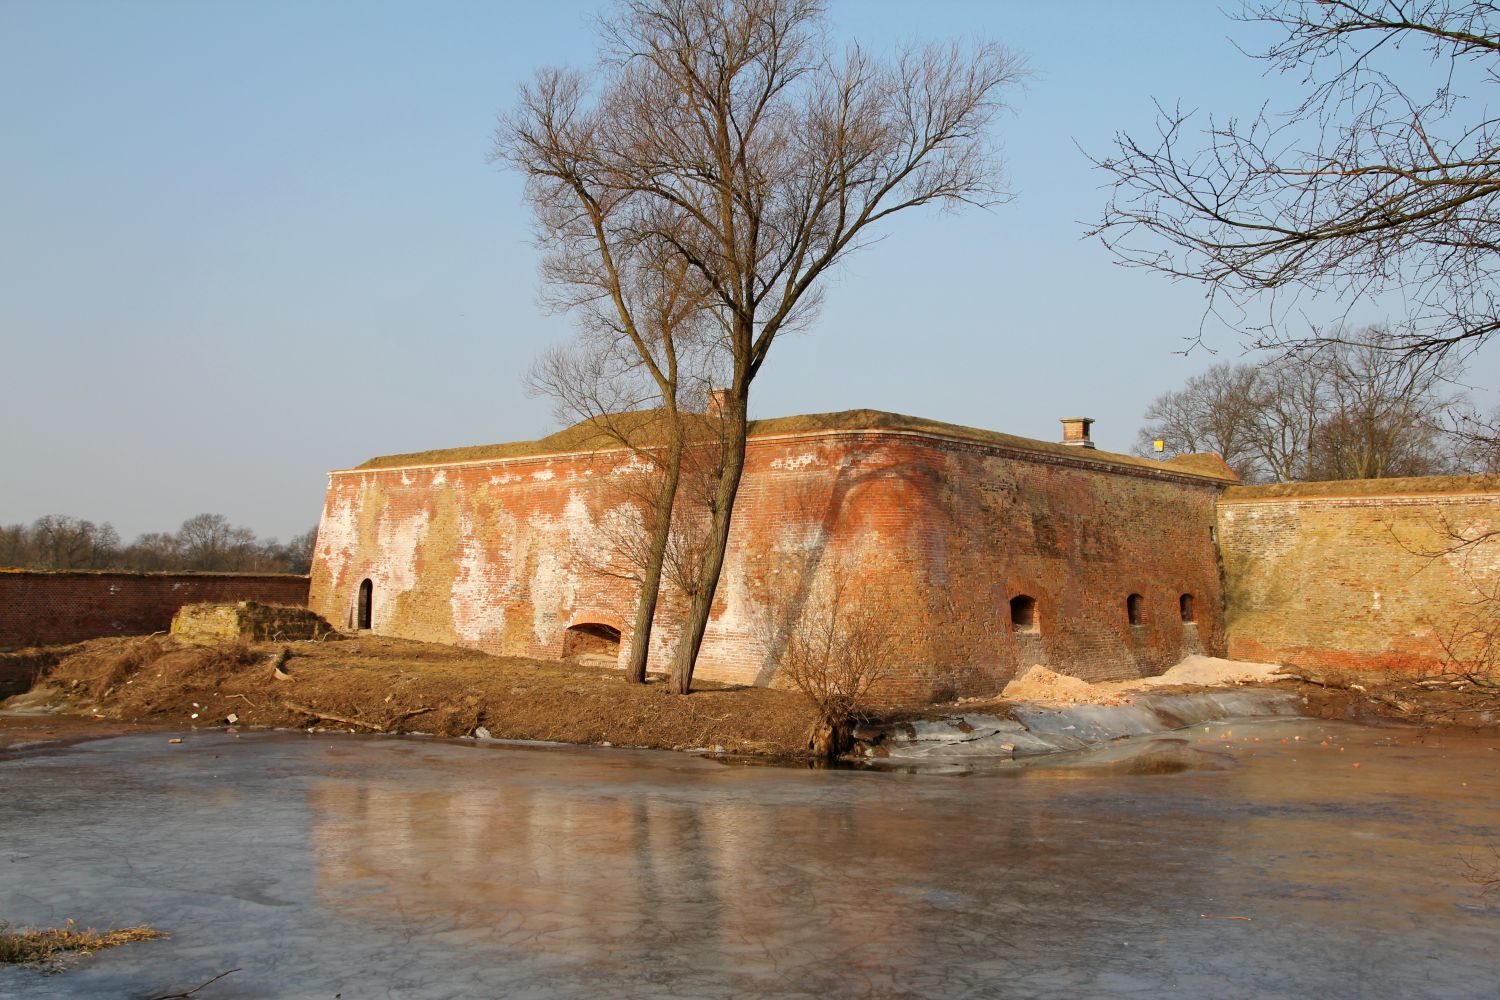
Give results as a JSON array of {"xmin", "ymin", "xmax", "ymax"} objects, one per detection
[
  {"xmin": 354, "ymin": 407, "xmax": 1239, "ymax": 481},
  {"xmin": 354, "ymin": 410, "xmax": 698, "ymax": 470},
  {"xmin": 1222, "ymin": 472, "xmax": 1500, "ymax": 500}
]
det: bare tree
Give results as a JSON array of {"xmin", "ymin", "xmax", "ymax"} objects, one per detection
[
  {"xmin": 28, "ymin": 515, "xmax": 119, "ymax": 570},
  {"xmin": 0, "ymin": 524, "xmax": 33, "ymax": 568},
  {"xmin": 176, "ymin": 513, "xmax": 257, "ymax": 571},
  {"xmin": 504, "ymin": 0, "xmax": 1023, "ymax": 692},
  {"xmin": 1092, "ymin": 1, "xmax": 1500, "ymax": 364},
  {"xmin": 1134, "ymin": 361, "xmax": 1269, "ymax": 481},
  {"xmin": 1246, "ymin": 355, "xmax": 1327, "ymax": 482},
  {"xmin": 1138, "ymin": 328, "xmax": 1466, "ymax": 481},
  {"xmin": 759, "ymin": 567, "xmax": 893, "ymax": 759},
  {"xmin": 1302, "ymin": 332, "xmax": 1462, "ymax": 479},
  {"xmin": 119, "ymin": 532, "xmax": 183, "ymax": 572},
  {"xmin": 1450, "ymin": 403, "xmax": 1500, "ymax": 472},
  {"xmin": 0, "ymin": 514, "xmax": 313, "ymax": 573}
]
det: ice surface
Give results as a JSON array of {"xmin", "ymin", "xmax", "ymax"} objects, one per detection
[{"xmin": 2, "ymin": 720, "xmax": 1499, "ymax": 999}]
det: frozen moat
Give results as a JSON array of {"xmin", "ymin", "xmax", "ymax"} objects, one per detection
[{"xmin": 3, "ymin": 718, "xmax": 1499, "ymax": 999}]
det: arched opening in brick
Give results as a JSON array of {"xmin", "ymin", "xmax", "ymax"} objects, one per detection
[
  {"xmin": 1180, "ymin": 593, "xmax": 1195, "ymax": 623},
  {"xmin": 563, "ymin": 622, "xmax": 622, "ymax": 666},
  {"xmin": 1009, "ymin": 594, "xmax": 1038, "ymax": 634},
  {"xmin": 1127, "ymin": 593, "xmax": 1145, "ymax": 627},
  {"xmin": 357, "ymin": 579, "xmax": 373, "ymax": 630}
]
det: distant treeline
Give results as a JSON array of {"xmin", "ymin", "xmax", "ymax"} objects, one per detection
[{"xmin": 0, "ymin": 513, "xmax": 316, "ymax": 574}]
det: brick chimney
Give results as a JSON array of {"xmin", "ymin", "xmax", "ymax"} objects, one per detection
[
  {"xmin": 1060, "ymin": 417, "xmax": 1095, "ymax": 449},
  {"xmin": 706, "ymin": 388, "xmax": 729, "ymax": 418}
]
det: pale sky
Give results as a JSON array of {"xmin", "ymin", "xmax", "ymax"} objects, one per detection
[{"xmin": 4, "ymin": 0, "xmax": 1495, "ymax": 541}]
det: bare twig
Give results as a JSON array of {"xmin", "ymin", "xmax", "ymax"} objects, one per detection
[
  {"xmin": 283, "ymin": 702, "xmax": 383, "ymax": 731},
  {"xmin": 146, "ymin": 968, "xmax": 241, "ymax": 1000},
  {"xmin": 282, "ymin": 702, "xmax": 433, "ymax": 733}
]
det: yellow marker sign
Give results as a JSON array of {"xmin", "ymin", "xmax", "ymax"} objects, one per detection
[{"xmin": 1153, "ymin": 439, "xmax": 1165, "ymax": 452}]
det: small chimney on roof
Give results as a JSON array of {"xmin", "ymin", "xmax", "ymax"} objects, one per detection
[
  {"xmin": 1060, "ymin": 416, "xmax": 1095, "ymax": 449},
  {"xmin": 706, "ymin": 388, "xmax": 729, "ymax": 418}
]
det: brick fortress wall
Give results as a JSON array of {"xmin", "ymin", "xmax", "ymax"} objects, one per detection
[
  {"xmin": 1216, "ymin": 476, "xmax": 1500, "ymax": 675},
  {"xmin": 309, "ymin": 428, "xmax": 1227, "ymax": 703},
  {"xmin": 0, "ymin": 571, "xmax": 310, "ymax": 650}
]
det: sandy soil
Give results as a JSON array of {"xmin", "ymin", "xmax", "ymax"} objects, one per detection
[
  {"xmin": 1, "ymin": 635, "xmax": 818, "ymax": 756},
  {"xmin": 991, "ymin": 657, "xmax": 1500, "ymax": 730},
  {"xmin": 1001, "ymin": 656, "xmax": 1286, "ymax": 705}
]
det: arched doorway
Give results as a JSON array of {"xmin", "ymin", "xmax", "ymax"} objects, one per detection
[
  {"xmin": 562, "ymin": 622, "xmax": 621, "ymax": 667},
  {"xmin": 357, "ymin": 579, "xmax": 373, "ymax": 630}
]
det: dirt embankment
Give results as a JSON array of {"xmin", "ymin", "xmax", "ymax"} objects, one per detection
[
  {"xmin": 1, "ymin": 635, "xmax": 819, "ymax": 756},
  {"xmin": 6, "ymin": 641, "xmax": 1496, "ymax": 757}
]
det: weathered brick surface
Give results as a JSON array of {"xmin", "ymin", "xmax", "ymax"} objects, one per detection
[
  {"xmin": 1217, "ymin": 478, "xmax": 1500, "ymax": 675},
  {"xmin": 0, "ymin": 571, "xmax": 310, "ymax": 649},
  {"xmin": 309, "ymin": 425, "xmax": 1227, "ymax": 703}
]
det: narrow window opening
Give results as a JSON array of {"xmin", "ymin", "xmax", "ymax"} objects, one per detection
[
  {"xmin": 1180, "ymin": 593, "xmax": 1196, "ymax": 623},
  {"xmin": 357, "ymin": 579, "xmax": 373, "ymax": 630},
  {"xmin": 563, "ymin": 622, "xmax": 622, "ymax": 666},
  {"xmin": 1127, "ymin": 593, "xmax": 1145, "ymax": 627},
  {"xmin": 1009, "ymin": 594, "xmax": 1038, "ymax": 634}
]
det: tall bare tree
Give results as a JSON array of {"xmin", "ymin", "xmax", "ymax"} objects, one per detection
[
  {"xmin": 506, "ymin": 90, "xmax": 724, "ymax": 682},
  {"xmin": 1092, "ymin": 1, "xmax": 1500, "ymax": 367},
  {"xmin": 504, "ymin": 0, "xmax": 1022, "ymax": 692}
]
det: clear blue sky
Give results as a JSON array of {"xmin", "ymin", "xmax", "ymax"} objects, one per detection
[{"xmin": 3, "ymin": 0, "xmax": 1495, "ymax": 541}]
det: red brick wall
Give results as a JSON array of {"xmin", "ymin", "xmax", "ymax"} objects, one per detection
[
  {"xmin": 1217, "ymin": 479, "xmax": 1500, "ymax": 675},
  {"xmin": 0, "ymin": 571, "xmax": 310, "ymax": 649},
  {"xmin": 310, "ymin": 428, "xmax": 1226, "ymax": 703}
]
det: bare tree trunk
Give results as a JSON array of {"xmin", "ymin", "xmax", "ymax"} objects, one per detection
[
  {"xmin": 624, "ymin": 429, "xmax": 684, "ymax": 683},
  {"xmin": 667, "ymin": 393, "xmax": 748, "ymax": 694}
]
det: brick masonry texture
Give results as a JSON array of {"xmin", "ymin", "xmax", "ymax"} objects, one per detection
[
  {"xmin": 0, "ymin": 571, "xmax": 310, "ymax": 649},
  {"xmin": 170, "ymin": 601, "xmax": 335, "ymax": 644},
  {"xmin": 1217, "ymin": 479, "xmax": 1500, "ymax": 675},
  {"xmin": 309, "ymin": 424, "xmax": 1229, "ymax": 704}
]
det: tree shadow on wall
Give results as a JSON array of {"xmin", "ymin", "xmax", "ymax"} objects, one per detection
[{"xmin": 750, "ymin": 448, "xmax": 953, "ymax": 689}]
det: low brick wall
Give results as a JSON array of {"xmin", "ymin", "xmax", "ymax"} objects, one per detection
[
  {"xmin": 0, "ymin": 571, "xmax": 310, "ymax": 649},
  {"xmin": 1217, "ymin": 475, "xmax": 1500, "ymax": 675}
]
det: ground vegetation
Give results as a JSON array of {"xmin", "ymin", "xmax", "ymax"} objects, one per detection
[
  {"xmin": 0, "ymin": 919, "xmax": 163, "ymax": 969},
  {"xmin": 758, "ymin": 570, "xmax": 893, "ymax": 759}
]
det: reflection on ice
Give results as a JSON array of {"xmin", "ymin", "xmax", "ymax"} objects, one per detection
[{"xmin": 2, "ymin": 718, "xmax": 1499, "ymax": 999}]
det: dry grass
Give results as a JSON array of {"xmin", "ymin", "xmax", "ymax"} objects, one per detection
[
  {"xmin": 29, "ymin": 634, "xmax": 819, "ymax": 756},
  {"xmin": 1224, "ymin": 472, "xmax": 1500, "ymax": 500},
  {"xmin": 353, "ymin": 408, "xmax": 1235, "ymax": 480},
  {"xmin": 0, "ymin": 919, "xmax": 164, "ymax": 967},
  {"xmin": 89, "ymin": 637, "xmax": 166, "ymax": 697}
]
